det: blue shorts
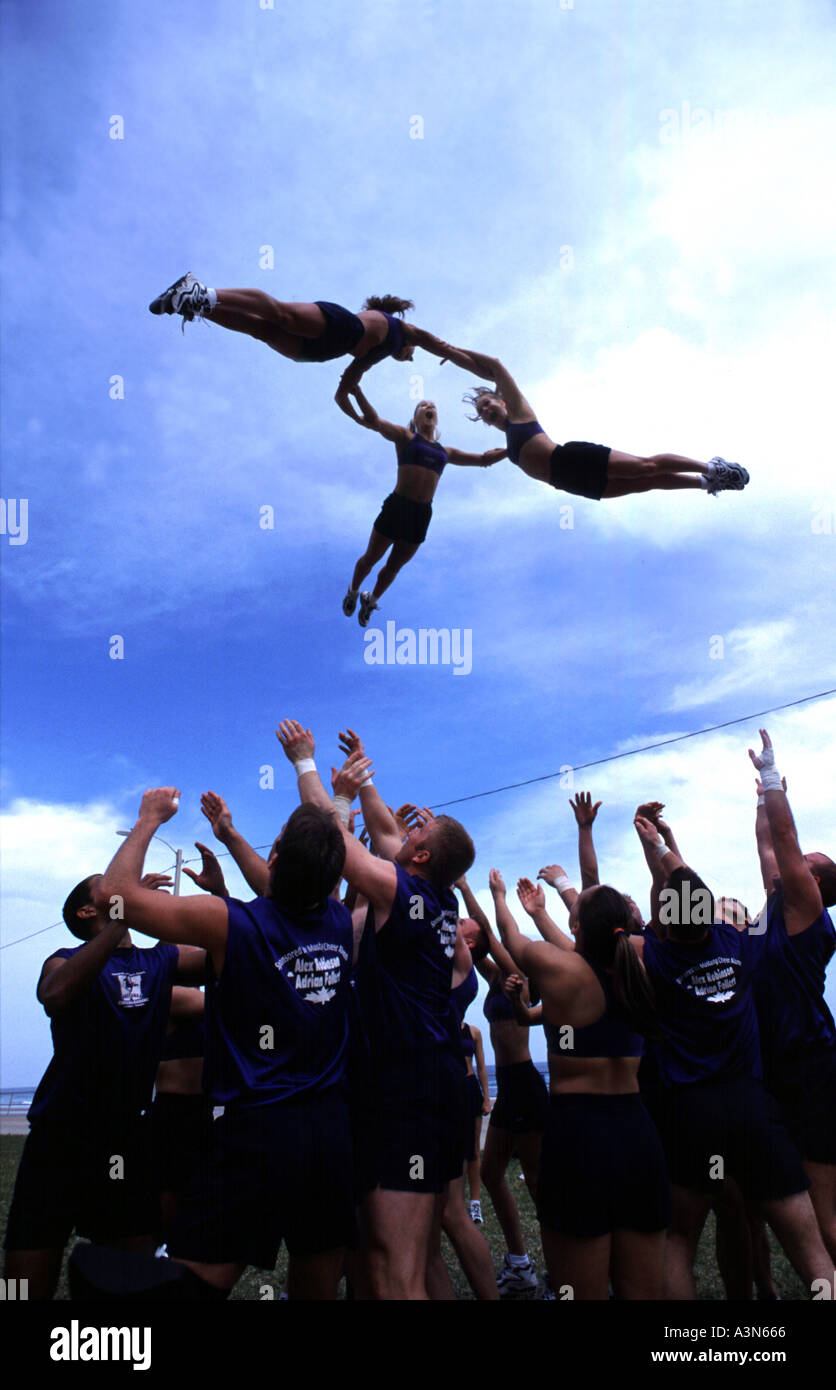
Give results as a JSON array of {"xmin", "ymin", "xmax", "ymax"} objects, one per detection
[
  {"xmin": 768, "ymin": 1047, "xmax": 836, "ymax": 1164},
  {"xmin": 4, "ymin": 1111, "xmax": 159, "ymax": 1250},
  {"xmin": 537, "ymin": 1092, "xmax": 671, "ymax": 1236},
  {"xmin": 550, "ymin": 442, "xmax": 611, "ymax": 500},
  {"xmin": 363, "ymin": 1055, "xmax": 467, "ymax": 1194},
  {"xmin": 295, "ymin": 301, "xmax": 365, "ymax": 362},
  {"xmin": 374, "ymin": 492, "xmax": 432, "ymax": 545},
  {"xmin": 658, "ymin": 1075, "xmax": 809, "ymax": 1201},
  {"xmin": 167, "ymin": 1089, "xmax": 356, "ymax": 1266},
  {"xmin": 489, "ymin": 1060, "xmax": 549, "ymax": 1134}
]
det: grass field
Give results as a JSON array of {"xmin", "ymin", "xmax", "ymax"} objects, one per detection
[{"xmin": 0, "ymin": 1134, "xmax": 807, "ymax": 1300}]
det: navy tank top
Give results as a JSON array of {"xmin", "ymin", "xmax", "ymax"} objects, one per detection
[
  {"xmin": 483, "ymin": 979, "xmax": 516, "ymax": 1024},
  {"xmin": 29, "ymin": 942, "xmax": 179, "ymax": 1124},
  {"xmin": 504, "ymin": 419, "xmax": 545, "ymax": 464},
  {"xmin": 451, "ymin": 964, "xmax": 478, "ymax": 1024},
  {"xmin": 359, "ymin": 312, "xmax": 406, "ymax": 369},
  {"xmin": 643, "ymin": 923, "xmax": 761, "ymax": 1087},
  {"xmin": 747, "ymin": 889, "xmax": 836, "ymax": 1078},
  {"xmin": 543, "ymin": 968, "xmax": 644, "ymax": 1058},
  {"xmin": 204, "ymin": 895, "xmax": 353, "ymax": 1108},
  {"xmin": 398, "ymin": 433, "xmax": 448, "ymax": 476}
]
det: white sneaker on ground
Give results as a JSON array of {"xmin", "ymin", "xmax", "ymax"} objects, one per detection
[{"xmin": 496, "ymin": 1254, "xmax": 538, "ymax": 1296}]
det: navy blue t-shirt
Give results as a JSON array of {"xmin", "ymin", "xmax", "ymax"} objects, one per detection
[
  {"xmin": 203, "ymin": 895, "xmax": 353, "ymax": 1108},
  {"xmin": 29, "ymin": 941, "xmax": 179, "ymax": 1125},
  {"xmin": 355, "ymin": 866, "xmax": 461, "ymax": 1083},
  {"xmin": 747, "ymin": 890, "xmax": 836, "ymax": 1078},
  {"xmin": 642, "ymin": 924, "xmax": 761, "ymax": 1086}
]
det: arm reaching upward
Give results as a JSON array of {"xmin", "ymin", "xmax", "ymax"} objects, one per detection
[
  {"xmin": 570, "ymin": 792, "xmax": 601, "ymax": 889},
  {"xmin": 504, "ymin": 972, "xmax": 544, "ymax": 1026},
  {"xmin": 517, "ymin": 877, "xmax": 576, "ymax": 952},
  {"xmin": 748, "ymin": 729, "xmax": 822, "ymax": 935},
  {"xmin": 337, "ymin": 727, "xmax": 402, "ymax": 861},
  {"xmin": 537, "ymin": 864, "xmax": 579, "ymax": 912},
  {"xmin": 199, "ymin": 791, "xmax": 269, "ymax": 897},
  {"xmin": 634, "ymin": 814, "xmax": 683, "ymax": 937}
]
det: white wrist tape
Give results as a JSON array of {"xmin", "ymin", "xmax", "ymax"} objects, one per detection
[
  {"xmin": 332, "ymin": 795, "xmax": 351, "ymax": 826},
  {"xmin": 759, "ymin": 765, "xmax": 784, "ymax": 793},
  {"xmin": 295, "ymin": 758, "xmax": 316, "ymax": 778},
  {"xmin": 553, "ymin": 874, "xmax": 572, "ymax": 893},
  {"xmin": 652, "ymin": 839, "xmax": 669, "ymax": 861},
  {"xmin": 756, "ymin": 794, "xmax": 765, "ymax": 807}
]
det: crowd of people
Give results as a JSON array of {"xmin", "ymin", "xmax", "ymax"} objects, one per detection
[{"xmin": 4, "ymin": 723, "xmax": 835, "ymax": 1301}]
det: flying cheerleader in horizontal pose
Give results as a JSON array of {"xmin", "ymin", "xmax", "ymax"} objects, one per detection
[
  {"xmin": 342, "ymin": 385, "xmax": 506, "ymax": 626},
  {"xmin": 148, "ymin": 274, "xmax": 455, "ymax": 421},
  {"xmin": 434, "ymin": 342, "xmax": 749, "ymax": 501}
]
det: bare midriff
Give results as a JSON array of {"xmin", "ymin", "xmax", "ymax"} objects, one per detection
[{"xmin": 547, "ymin": 1052, "xmax": 641, "ymax": 1096}]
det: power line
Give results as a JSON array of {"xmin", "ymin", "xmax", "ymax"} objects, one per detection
[{"xmin": 2, "ymin": 686, "xmax": 833, "ymax": 950}]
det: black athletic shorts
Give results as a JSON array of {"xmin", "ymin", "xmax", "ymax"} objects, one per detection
[
  {"xmin": 363, "ymin": 1059, "xmax": 467, "ymax": 1194},
  {"xmin": 373, "ymin": 491, "xmax": 432, "ymax": 545},
  {"xmin": 489, "ymin": 1060, "xmax": 549, "ymax": 1135},
  {"xmin": 4, "ymin": 1111, "xmax": 160, "ymax": 1250},
  {"xmin": 166, "ymin": 1089, "xmax": 356, "ymax": 1267},
  {"xmin": 768, "ymin": 1047, "xmax": 836, "ymax": 1164},
  {"xmin": 550, "ymin": 441, "xmax": 611, "ymax": 500},
  {"xmin": 658, "ymin": 1075, "xmax": 810, "ymax": 1201},
  {"xmin": 150, "ymin": 1092, "xmax": 215, "ymax": 1195},
  {"xmin": 295, "ymin": 301, "xmax": 365, "ymax": 362},
  {"xmin": 537, "ymin": 1092, "xmax": 671, "ymax": 1237},
  {"xmin": 463, "ymin": 1073, "xmax": 484, "ymax": 1162}
]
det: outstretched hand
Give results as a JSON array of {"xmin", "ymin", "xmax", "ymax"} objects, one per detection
[
  {"xmin": 333, "ymin": 750, "xmax": 374, "ymax": 801},
  {"xmin": 517, "ymin": 877, "xmax": 545, "ymax": 916},
  {"xmin": 276, "ymin": 719, "xmax": 315, "ymax": 764},
  {"xmin": 634, "ymin": 814, "xmax": 662, "ymax": 847},
  {"xmin": 200, "ymin": 790, "xmax": 233, "ymax": 842},
  {"xmin": 182, "ymin": 842, "xmax": 227, "ymax": 896},
  {"xmin": 139, "ymin": 787, "xmax": 180, "ymax": 825},
  {"xmin": 537, "ymin": 864, "xmax": 566, "ymax": 888},
  {"xmin": 338, "ymin": 727, "xmax": 365, "ymax": 758},
  {"xmin": 139, "ymin": 873, "xmax": 173, "ymax": 893},
  {"xmin": 570, "ymin": 792, "xmax": 601, "ymax": 827},
  {"xmin": 747, "ymin": 727, "xmax": 775, "ymax": 773},
  {"xmin": 636, "ymin": 801, "xmax": 665, "ymax": 826},
  {"xmin": 489, "ymin": 868, "xmax": 506, "ymax": 898},
  {"xmin": 503, "ymin": 973, "xmax": 525, "ymax": 1000}
]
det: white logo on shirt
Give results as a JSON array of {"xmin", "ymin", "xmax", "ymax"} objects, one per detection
[
  {"xmin": 112, "ymin": 971, "xmax": 148, "ymax": 1008},
  {"xmin": 274, "ymin": 942, "xmax": 348, "ymax": 1005}
]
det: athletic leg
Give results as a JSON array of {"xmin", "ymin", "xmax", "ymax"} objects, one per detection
[
  {"xmin": 603, "ymin": 474, "xmax": 703, "ymax": 498},
  {"xmin": 608, "ymin": 449, "xmax": 710, "ymax": 479},
  {"xmin": 480, "ymin": 1125, "xmax": 525, "ymax": 1255},
  {"xmin": 214, "ymin": 292, "xmax": 328, "ymax": 335},
  {"xmin": 439, "ymin": 1174, "xmax": 500, "ymax": 1300},
  {"xmin": 515, "ymin": 1130, "xmax": 543, "ymax": 1205},
  {"xmin": 805, "ymin": 1161, "xmax": 836, "ymax": 1264},
  {"xmin": 362, "ymin": 1188, "xmax": 442, "ymax": 1300},
  {"xmin": 467, "ymin": 1116, "xmax": 483, "ymax": 1202},
  {"xmin": 611, "ymin": 1229, "xmax": 666, "ymax": 1300},
  {"xmin": 760, "ymin": 1189, "xmax": 835, "ymax": 1289},
  {"xmin": 3, "ymin": 1247, "xmax": 64, "ymax": 1302},
  {"xmin": 713, "ymin": 1184, "xmax": 754, "ymax": 1300},
  {"xmin": 370, "ymin": 540, "xmax": 422, "ymax": 601},
  {"xmin": 286, "ymin": 1247, "xmax": 346, "ymax": 1301},
  {"xmin": 540, "ymin": 1229, "xmax": 610, "ymax": 1301},
  {"xmin": 664, "ymin": 1186, "xmax": 712, "ymax": 1299},
  {"xmin": 351, "ymin": 529, "xmax": 391, "ymax": 594}
]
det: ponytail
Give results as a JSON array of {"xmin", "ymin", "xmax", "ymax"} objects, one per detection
[
  {"xmin": 577, "ymin": 885, "xmax": 661, "ymax": 1039},
  {"xmin": 362, "ymin": 295, "xmax": 415, "ymax": 317}
]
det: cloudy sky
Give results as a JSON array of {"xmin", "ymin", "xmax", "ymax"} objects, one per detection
[{"xmin": 2, "ymin": 0, "xmax": 835, "ymax": 1079}]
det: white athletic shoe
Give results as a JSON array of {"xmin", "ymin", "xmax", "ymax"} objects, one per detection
[
  {"xmin": 358, "ymin": 592, "xmax": 378, "ymax": 627},
  {"xmin": 172, "ymin": 278, "xmax": 213, "ymax": 322},
  {"xmin": 149, "ymin": 272, "xmax": 196, "ymax": 315},
  {"xmin": 342, "ymin": 588, "xmax": 358, "ymax": 616},
  {"xmin": 705, "ymin": 456, "xmax": 749, "ymax": 495},
  {"xmin": 496, "ymin": 1254, "xmax": 538, "ymax": 1296},
  {"xmin": 469, "ymin": 1199, "xmax": 483, "ymax": 1224}
]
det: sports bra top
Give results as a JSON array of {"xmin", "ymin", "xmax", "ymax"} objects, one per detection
[
  {"xmin": 397, "ymin": 433, "xmax": 448, "ymax": 476},
  {"xmin": 359, "ymin": 312, "xmax": 406, "ymax": 369},
  {"xmin": 504, "ymin": 419, "xmax": 545, "ymax": 464},
  {"xmin": 543, "ymin": 969, "xmax": 644, "ymax": 1059},
  {"xmin": 483, "ymin": 979, "xmax": 517, "ymax": 1025},
  {"xmin": 451, "ymin": 965, "xmax": 478, "ymax": 1025},
  {"xmin": 460, "ymin": 1022, "xmax": 476, "ymax": 1059}
]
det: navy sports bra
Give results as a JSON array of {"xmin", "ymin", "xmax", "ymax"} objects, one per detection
[
  {"xmin": 544, "ymin": 969, "xmax": 644, "ymax": 1059},
  {"xmin": 398, "ymin": 433, "xmax": 448, "ymax": 476},
  {"xmin": 460, "ymin": 1022, "xmax": 476, "ymax": 1060},
  {"xmin": 451, "ymin": 965, "xmax": 478, "ymax": 1025},
  {"xmin": 504, "ymin": 419, "xmax": 545, "ymax": 464},
  {"xmin": 359, "ymin": 312, "xmax": 406, "ymax": 369},
  {"xmin": 483, "ymin": 980, "xmax": 517, "ymax": 1024}
]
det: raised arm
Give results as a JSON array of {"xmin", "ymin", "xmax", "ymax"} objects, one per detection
[
  {"xmin": 489, "ymin": 869, "xmax": 559, "ymax": 984},
  {"xmin": 753, "ymin": 777, "xmax": 782, "ymax": 894},
  {"xmin": 748, "ymin": 729, "xmax": 822, "ymax": 935},
  {"xmin": 634, "ymin": 813, "xmax": 684, "ymax": 938},
  {"xmin": 345, "ymin": 384, "xmax": 411, "ymax": 445},
  {"xmin": 570, "ymin": 792, "xmax": 601, "ymax": 889},
  {"xmin": 38, "ymin": 920, "xmax": 133, "ymax": 1016},
  {"xmin": 537, "ymin": 864, "xmax": 579, "ymax": 913},
  {"xmin": 199, "ymin": 791, "xmax": 270, "ymax": 897},
  {"xmin": 276, "ymin": 719, "xmax": 398, "ymax": 922},
  {"xmin": 517, "ymin": 877, "xmax": 575, "ymax": 952},
  {"xmin": 97, "ymin": 790, "xmax": 228, "ymax": 963},
  {"xmin": 336, "ymin": 727, "xmax": 403, "ymax": 860},
  {"xmin": 456, "ymin": 873, "xmax": 520, "ymax": 978},
  {"xmin": 504, "ymin": 972, "xmax": 544, "ymax": 1026}
]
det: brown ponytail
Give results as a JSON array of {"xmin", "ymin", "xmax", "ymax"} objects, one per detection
[
  {"xmin": 577, "ymin": 885, "xmax": 660, "ymax": 1038},
  {"xmin": 362, "ymin": 295, "xmax": 415, "ymax": 317}
]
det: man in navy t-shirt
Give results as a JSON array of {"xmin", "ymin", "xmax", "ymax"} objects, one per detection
[
  {"xmin": 747, "ymin": 728, "xmax": 836, "ymax": 1262},
  {"xmin": 96, "ymin": 789, "xmax": 355, "ymax": 1300},
  {"xmin": 277, "ymin": 718, "xmax": 475, "ymax": 1301},
  {"xmin": 3, "ymin": 872, "xmax": 204, "ymax": 1299},
  {"xmin": 634, "ymin": 805, "xmax": 834, "ymax": 1300}
]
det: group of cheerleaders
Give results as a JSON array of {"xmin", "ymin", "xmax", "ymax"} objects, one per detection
[{"xmin": 150, "ymin": 275, "xmax": 750, "ymax": 626}]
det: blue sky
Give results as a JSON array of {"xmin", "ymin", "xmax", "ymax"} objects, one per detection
[{"xmin": 1, "ymin": 0, "xmax": 835, "ymax": 1080}]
